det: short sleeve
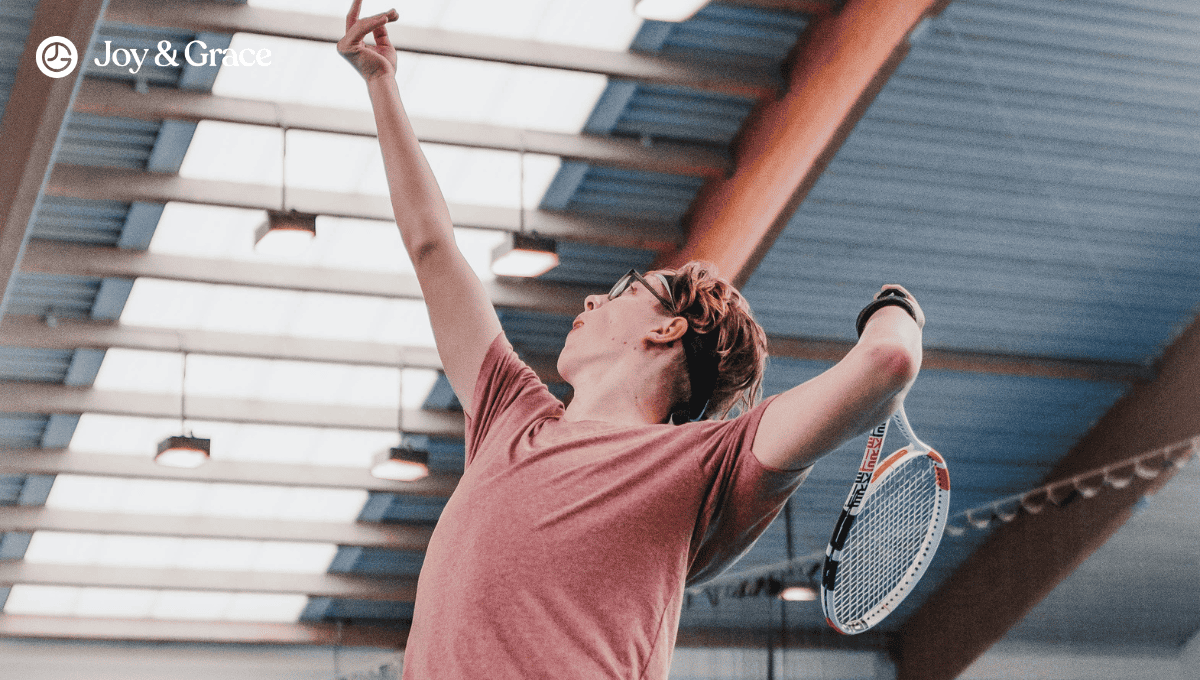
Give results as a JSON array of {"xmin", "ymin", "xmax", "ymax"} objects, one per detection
[
  {"xmin": 463, "ymin": 333, "xmax": 562, "ymax": 469},
  {"xmin": 686, "ymin": 395, "xmax": 811, "ymax": 586}
]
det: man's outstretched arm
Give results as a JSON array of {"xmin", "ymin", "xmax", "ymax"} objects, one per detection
[
  {"xmin": 753, "ymin": 286, "xmax": 924, "ymax": 471},
  {"xmin": 339, "ymin": 3, "xmax": 504, "ymax": 417}
]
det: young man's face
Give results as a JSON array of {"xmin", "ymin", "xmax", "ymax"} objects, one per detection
[{"xmin": 557, "ymin": 271, "xmax": 678, "ymax": 383}]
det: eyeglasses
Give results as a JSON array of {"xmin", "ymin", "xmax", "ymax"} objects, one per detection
[{"xmin": 608, "ymin": 269, "xmax": 678, "ymax": 315}]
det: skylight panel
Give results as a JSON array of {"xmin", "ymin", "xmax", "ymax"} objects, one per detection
[
  {"xmin": 45, "ymin": 475, "xmax": 367, "ymax": 523},
  {"xmin": 91, "ymin": 349, "xmax": 438, "ymax": 410},
  {"xmin": 213, "ymin": 31, "xmax": 607, "ymax": 134},
  {"xmin": 119, "ymin": 279, "xmax": 438, "ymax": 345},
  {"xmin": 25, "ymin": 532, "xmax": 339, "ymax": 574},
  {"xmin": 70, "ymin": 414, "xmax": 399, "ymax": 468},
  {"xmin": 3, "ymin": 585, "xmax": 306, "ymax": 622},
  {"xmin": 180, "ymin": 121, "xmax": 560, "ymax": 209},
  {"xmin": 246, "ymin": 0, "xmax": 640, "ymax": 54}
]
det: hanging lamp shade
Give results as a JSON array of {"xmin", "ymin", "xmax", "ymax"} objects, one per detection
[
  {"xmin": 371, "ymin": 443, "xmax": 430, "ymax": 482},
  {"xmin": 779, "ymin": 585, "xmax": 817, "ymax": 602},
  {"xmin": 155, "ymin": 434, "xmax": 211, "ymax": 469},
  {"xmin": 490, "ymin": 233, "xmax": 559, "ymax": 278},
  {"xmin": 633, "ymin": 0, "xmax": 709, "ymax": 21},
  {"xmin": 255, "ymin": 210, "xmax": 317, "ymax": 256}
]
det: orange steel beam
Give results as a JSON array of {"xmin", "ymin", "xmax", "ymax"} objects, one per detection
[
  {"xmin": 896, "ymin": 314, "xmax": 1200, "ymax": 679},
  {"xmin": 0, "ymin": 0, "xmax": 108, "ymax": 322},
  {"xmin": 655, "ymin": 0, "xmax": 949, "ymax": 287}
]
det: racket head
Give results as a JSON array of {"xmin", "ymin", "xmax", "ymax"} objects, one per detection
[{"xmin": 821, "ymin": 445, "xmax": 950, "ymax": 634}]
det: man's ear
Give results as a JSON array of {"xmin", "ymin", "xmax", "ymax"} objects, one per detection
[{"xmin": 646, "ymin": 317, "xmax": 689, "ymax": 346}]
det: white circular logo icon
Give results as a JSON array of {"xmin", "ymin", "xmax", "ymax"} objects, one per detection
[{"xmin": 36, "ymin": 36, "xmax": 78, "ymax": 78}]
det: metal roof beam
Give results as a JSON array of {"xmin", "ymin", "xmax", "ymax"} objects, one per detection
[
  {"xmin": 18, "ymin": 240, "xmax": 590, "ymax": 318},
  {"xmin": 896, "ymin": 315, "xmax": 1200, "ymax": 679},
  {"xmin": 0, "ymin": 506, "xmax": 432, "ymax": 550},
  {"xmin": 0, "ymin": 0, "xmax": 108, "ymax": 323},
  {"xmin": 0, "ymin": 316, "xmax": 1148, "ymax": 385},
  {"xmin": 0, "ymin": 382, "xmax": 464, "ymax": 435},
  {"xmin": 0, "ymin": 562, "xmax": 417, "ymax": 602},
  {"xmin": 654, "ymin": 0, "xmax": 950, "ymax": 286},
  {"xmin": 45, "ymin": 164, "xmax": 681, "ymax": 252},
  {"xmin": 74, "ymin": 80, "xmax": 729, "ymax": 179},
  {"xmin": 0, "ymin": 448, "xmax": 459, "ymax": 498},
  {"xmin": 0, "ymin": 615, "xmax": 409, "ymax": 647},
  {"xmin": 0, "ymin": 315, "xmax": 564, "ymax": 383},
  {"xmin": 102, "ymin": 0, "xmax": 778, "ymax": 99}
]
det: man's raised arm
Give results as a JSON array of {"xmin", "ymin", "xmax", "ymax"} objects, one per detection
[
  {"xmin": 753, "ymin": 286, "xmax": 925, "ymax": 471},
  {"xmin": 338, "ymin": 3, "xmax": 504, "ymax": 417}
]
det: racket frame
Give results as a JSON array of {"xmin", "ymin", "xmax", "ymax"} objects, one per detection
[{"xmin": 820, "ymin": 407, "xmax": 950, "ymax": 634}]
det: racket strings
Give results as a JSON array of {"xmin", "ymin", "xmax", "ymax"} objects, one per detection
[{"xmin": 832, "ymin": 457, "xmax": 939, "ymax": 622}]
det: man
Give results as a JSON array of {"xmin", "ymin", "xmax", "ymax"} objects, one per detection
[{"xmin": 338, "ymin": 4, "xmax": 924, "ymax": 678}]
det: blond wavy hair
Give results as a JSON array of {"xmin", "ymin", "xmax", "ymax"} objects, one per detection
[{"xmin": 660, "ymin": 262, "xmax": 768, "ymax": 421}]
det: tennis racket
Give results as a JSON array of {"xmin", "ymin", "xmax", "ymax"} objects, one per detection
[{"xmin": 820, "ymin": 405, "xmax": 950, "ymax": 634}]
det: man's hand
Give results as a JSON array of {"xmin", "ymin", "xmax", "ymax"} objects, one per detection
[{"xmin": 338, "ymin": 0, "xmax": 399, "ymax": 82}]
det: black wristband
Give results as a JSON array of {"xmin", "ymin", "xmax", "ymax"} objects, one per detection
[{"xmin": 856, "ymin": 289, "xmax": 917, "ymax": 337}]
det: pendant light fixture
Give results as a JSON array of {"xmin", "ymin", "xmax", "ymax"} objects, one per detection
[
  {"xmin": 491, "ymin": 144, "xmax": 558, "ymax": 278},
  {"xmin": 255, "ymin": 125, "xmax": 317, "ymax": 256},
  {"xmin": 155, "ymin": 350, "xmax": 210, "ymax": 468},
  {"xmin": 371, "ymin": 362, "xmax": 430, "ymax": 481}
]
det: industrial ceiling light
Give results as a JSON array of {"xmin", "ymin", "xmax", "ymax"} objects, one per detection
[
  {"xmin": 778, "ymin": 585, "xmax": 817, "ymax": 602},
  {"xmin": 370, "ymin": 362, "xmax": 430, "ymax": 482},
  {"xmin": 371, "ymin": 440, "xmax": 430, "ymax": 482},
  {"xmin": 255, "ymin": 210, "xmax": 317, "ymax": 257},
  {"xmin": 633, "ymin": 0, "xmax": 709, "ymax": 22},
  {"xmin": 155, "ymin": 350, "xmax": 210, "ymax": 468},
  {"xmin": 254, "ymin": 127, "xmax": 316, "ymax": 257},
  {"xmin": 491, "ymin": 232, "xmax": 559, "ymax": 278},
  {"xmin": 491, "ymin": 147, "xmax": 559, "ymax": 278}
]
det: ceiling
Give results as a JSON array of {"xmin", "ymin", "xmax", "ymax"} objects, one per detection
[{"xmin": 1, "ymin": 0, "xmax": 1199, "ymax": 678}]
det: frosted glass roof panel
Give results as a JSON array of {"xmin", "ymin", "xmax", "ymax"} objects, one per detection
[
  {"xmin": 120, "ymin": 279, "xmax": 438, "ymax": 346},
  {"xmin": 45, "ymin": 475, "xmax": 367, "ymax": 523},
  {"xmin": 91, "ymin": 349, "xmax": 437, "ymax": 409},
  {"xmin": 180, "ymin": 121, "xmax": 560, "ymax": 210},
  {"xmin": 70, "ymin": 415, "xmax": 394, "ymax": 467},
  {"xmin": 25, "ymin": 532, "xmax": 338, "ymax": 574},
  {"xmin": 4, "ymin": 585, "xmax": 306, "ymax": 622},
  {"xmin": 213, "ymin": 33, "xmax": 608, "ymax": 133},
  {"xmin": 247, "ymin": 0, "xmax": 641, "ymax": 51}
]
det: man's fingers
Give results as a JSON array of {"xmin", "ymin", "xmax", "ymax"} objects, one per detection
[
  {"xmin": 342, "ymin": 9, "xmax": 397, "ymax": 48},
  {"xmin": 345, "ymin": 0, "xmax": 364, "ymax": 32}
]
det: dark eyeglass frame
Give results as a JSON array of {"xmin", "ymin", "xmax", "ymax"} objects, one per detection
[{"xmin": 608, "ymin": 269, "xmax": 678, "ymax": 315}]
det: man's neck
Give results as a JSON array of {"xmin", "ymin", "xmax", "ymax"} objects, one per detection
[{"xmin": 561, "ymin": 355, "xmax": 675, "ymax": 426}]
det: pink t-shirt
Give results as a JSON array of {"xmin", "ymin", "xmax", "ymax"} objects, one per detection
[{"xmin": 403, "ymin": 335, "xmax": 808, "ymax": 679}]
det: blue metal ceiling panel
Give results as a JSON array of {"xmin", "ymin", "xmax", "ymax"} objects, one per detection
[
  {"xmin": 0, "ymin": 347, "xmax": 72, "ymax": 382},
  {"xmin": 746, "ymin": 0, "xmax": 1200, "ymax": 367},
  {"xmin": 331, "ymin": 547, "xmax": 425, "ymax": 577},
  {"xmin": 538, "ymin": 241, "xmax": 656, "ymax": 287},
  {"xmin": 0, "ymin": 413, "xmax": 47, "ymax": 447},
  {"xmin": 582, "ymin": 3, "xmax": 807, "ymax": 145},
  {"xmin": 632, "ymin": 2, "xmax": 810, "ymax": 66},
  {"xmin": 544, "ymin": 165, "xmax": 705, "ymax": 221},
  {"xmin": 31, "ymin": 197, "xmax": 130, "ymax": 245},
  {"xmin": 5, "ymin": 274, "xmax": 101, "ymax": 319}
]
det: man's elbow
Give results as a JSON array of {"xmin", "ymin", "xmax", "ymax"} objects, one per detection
[{"xmin": 867, "ymin": 340, "xmax": 920, "ymax": 394}]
